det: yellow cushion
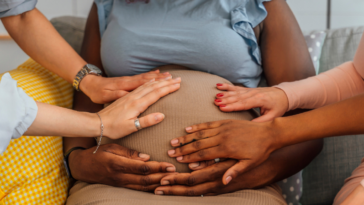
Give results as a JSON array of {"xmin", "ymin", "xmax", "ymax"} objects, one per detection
[{"xmin": 0, "ymin": 59, "xmax": 73, "ymax": 204}]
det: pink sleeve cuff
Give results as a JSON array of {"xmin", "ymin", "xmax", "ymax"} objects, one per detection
[{"xmin": 274, "ymin": 62, "xmax": 364, "ymax": 111}]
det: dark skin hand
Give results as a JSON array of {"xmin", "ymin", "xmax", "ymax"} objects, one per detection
[
  {"xmin": 63, "ymin": 3, "xmax": 175, "ymax": 190},
  {"xmin": 155, "ymin": 0, "xmax": 323, "ymax": 196}
]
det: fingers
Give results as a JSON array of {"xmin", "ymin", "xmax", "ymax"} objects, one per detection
[
  {"xmin": 159, "ymin": 160, "xmax": 236, "ymax": 186},
  {"xmin": 112, "ymin": 159, "xmax": 176, "ymax": 175},
  {"xmin": 154, "ymin": 182, "xmax": 219, "ymax": 196},
  {"xmin": 175, "ymin": 146, "xmax": 226, "ymax": 163},
  {"xmin": 133, "ymin": 79, "xmax": 181, "ymax": 112},
  {"xmin": 124, "ymin": 184, "xmax": 160, "ymax": 192},
  {"xmin": 170, "ymin": 128, "xmax": 219, "ymax": 147},
  {"xmin": 222, "ymin": 160, "xmax": 253, "ymax": 185},
  {"xmin": 130, "ymin": 77, "xmax": 180, "ymax": 101},
  {"xmin": 118, "ymin": 172, "xmax": 173, "ymax": 188},
  {"xmin": 137, "ymin": 112, "xmax": 165, "ymax": 130},
  {"xmin": 188, "ymin": 158, "xmax": 227, "ymax": 170},
  {"xmin": 103, "ymin": 144, "xmax": 150, "ymax": 161},
  {"xmin": 101, "ymin": 90, "xmax": 129, "ymax": 103},
  {"xmin": 184, "ymin": 120, "xmax": 225, "ymax": 134},
  {"xmin": 168, "ymin": 137, "xmax": 218, "ymax": 158},
  {"xmin": 218, "ymin": 97, "xmax": 263, "ymax": 112},
  {"xmin": 251, "ymin": 112, "xmax": 277, "ymax": 123},
  {"xmin": 216, "ymin": 83, "xmax": 243, "ymax": 91}
]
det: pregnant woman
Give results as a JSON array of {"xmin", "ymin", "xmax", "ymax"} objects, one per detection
[{"xmin": 64, "ymin": 0, "xmax": 322, "ymax": 204}]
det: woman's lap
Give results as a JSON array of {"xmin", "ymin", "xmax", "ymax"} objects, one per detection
[{"xmin": 66, "ymin": 181, "xmax": 287, "ymax": 205}]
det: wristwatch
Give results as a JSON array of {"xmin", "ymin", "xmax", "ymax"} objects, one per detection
[
  {"xmin": 73, "ymin": 64, "xmax": 103, "ymax": 91},
  {"xmin": 63, "ymin": 147, "xmax": 86, "ymax": 179}
]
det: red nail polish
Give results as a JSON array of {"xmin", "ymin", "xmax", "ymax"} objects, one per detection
[
  {"xmin": 215, "ymin": 99, "xmax": 222, "ymax": 102},
  {"xmin": 216, "ymin": 93, "xmax": 224, "ymax": 97},
  {"xmin": 220, "ymin": 104, "xmax": 226, "ymax": 107},
  {"xmin": 217, "ymin": 83, "xmax": 223, "ymax": 86}
]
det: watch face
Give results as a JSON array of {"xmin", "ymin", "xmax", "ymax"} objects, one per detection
[{"xmin": 87, "ymin": 64, "xmax": 102, "ymax": 75}]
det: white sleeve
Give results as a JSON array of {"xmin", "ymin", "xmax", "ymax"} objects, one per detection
[{"xmin": 0, "ymin": 73, "xmax": 38, "ymax": 154}]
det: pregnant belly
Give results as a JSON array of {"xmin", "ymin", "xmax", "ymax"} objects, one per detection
[{"xmin": 101, "ymin": 65, "xmax": 258, "ymax": 172}]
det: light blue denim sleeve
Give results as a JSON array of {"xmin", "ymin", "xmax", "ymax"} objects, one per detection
[
  {"xmin": 231, "ymin": 0, "xmax": 271, "ymax": 65},
  {"xmin": 0, "ymin": 0, "xmax": 37, "ymax": 18},
  {"xmin": 94, "ymin": 0, "xmax": 113, "ymax": 37},
  {"xmin": 0, "ymin": 73, "xmax": 38, "ymax": 154}
]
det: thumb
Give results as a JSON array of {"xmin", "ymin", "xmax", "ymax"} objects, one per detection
[
  {"xmin": 105, "ymin": 144, "xmax": 150, "ymax": 162},
  {"xmin": 222, "ymin": 160, "xmax": 253, "ymax": 185},
  {"xmin": 251, "ymin": 112, "xmax": 277, "ymax": 123},
  {"xmin": 138, "ymin": 112, "xmax": 165, "ymax": 129},
  {"xmin": 101, "ymin": 90, "xmax": 129, "ymax": 103}
]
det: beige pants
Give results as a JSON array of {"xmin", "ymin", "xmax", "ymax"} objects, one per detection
[{"xmin": 66, "ymin": 181, "xmax": 287, "ymax": 205}]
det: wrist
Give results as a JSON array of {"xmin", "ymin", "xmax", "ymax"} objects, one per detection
[
  {"xmin": 267, "ymin": 117, "xmax": 289, "ymax": 151},
  {"xmin": 82, "ymin": 112, "xmax": 101, "ymax": 138},
  {"xmin": 79, "ymin": 74, "xmax": 102, "ymax": 95}
]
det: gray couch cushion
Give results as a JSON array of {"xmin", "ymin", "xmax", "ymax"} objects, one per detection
[
  {"xmin": 50, "ymin": 16, "xmax": 86, "ymax": 54},
  {"xmin": 301, "ymin": 26, "xmax": 364, "ymax": 205}
]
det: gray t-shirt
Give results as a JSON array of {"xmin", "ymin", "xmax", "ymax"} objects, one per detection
[{"xmin": 0, "ymin": 0, "xmax": 37, "ymax": 18}]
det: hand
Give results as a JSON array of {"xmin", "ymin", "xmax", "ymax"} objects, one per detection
[
  {"xmin": 154, "ymin": 159, "xmax": 263, "ymax": 196},
  {"xmin": 80, "ymin": 70, "xmax": 172, "ymax": 104},
  {"xmin": 98, "ymin": 77, "xmax": 181, "ymax": 140},
  {"xmin": 69, "ymin": 143, "xmax": 177, "ymax": 192},
  {"xmin": 167, "ymin": 120, "xmax": 279, "ymax": 185},
  {"xmin": 214, "ymin": 83, "xmax": 288, "ymax": 122}
]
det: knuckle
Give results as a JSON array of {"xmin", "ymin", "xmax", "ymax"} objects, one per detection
[
  {"xmin": 187, "ymin": 176, "xmax": 196, "ymax": 185},
  {"xmin": 139, "ymin": 165, "xmax": 151, "ymax": 175},
  {"xmin": 140, "ymin": 176, "xmax": 152, "ymax": 185},
  {"xmin": 127, "ymin": 149, "xmax": 136, "ymax": 157},
  {"xmin": 186, "ymin": 189, "xmax": 196, "ymax": 196},
  {"xmin": 192, "ymin": 141, "xmax": 201, "ymax": 149},
  {"xmin": 198, "ymin": 150, "xmax": 206, "ymax": 158},
  {"xmin": 206, "ymin": 121, "xmax": 213, "ymax": 128},
  {"xmin": 196, "ymin": 130, "xmax": 205, "ymax": 138}
]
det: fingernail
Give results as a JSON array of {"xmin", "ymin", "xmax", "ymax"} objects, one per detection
[
  {"xmin": 155, "ymin": 114, "xmax": 165, "ymax": 122},
  {"xmin": 171, "ymin": 139, "xmax": 179, "ymax": 145},
  {"xmin": 155, "ymin": 191, "xmax": 164, "ymax": 195},
  {"xmin": 217, "ymin": 83, "xmax": 223, "ymax": 86},
  {"xmin": 216, "ymin": 93, "xmax": 224, "ymax": 97},
  {"xmin": 215, "ymin": 99, "xmax": 222, "ymax": 102},
  {"xmin": 163, "ymin": 72, "xmax": 170, "ymax": 75},
  {"xmin": 149, "ymin": 78, "xmax": 155, "ymax": 82},
  {"xmin": 164, "ymin": 76, "xmax": 172, "ymax": 80},
  {"xmin": 220, "ymin": 104, "xmax": 226, "ymax": 107},
  {"xmin": 176, "ymin": 156, "xmax": 183, "ymax": 161},
  {"xmin": 226, "ymin": 176, "xmax": 232, "ymax": 184},
  {"xmin": 168, "ymin": 150, "xmax": 175, "ymax": 155},
  {"xmin": 186, "ymin": 127, "xmax": 192, "ymax": 131},
  {"xmin": 174, "ymin": 77, "xmax": 181, "ymax": 81},
  {"xmin": 139, "ymin": 153, "xmax": 150, "ymax": 159},
  {"xmin": 189, "ymin": 162, "xmax": 200, "ymax": 169},
  {"xmin": 166, "ymin": 166, "xmax": 176, "ymax": 172},
  {"xmin": 161, "ymin": 180, "xmax": 170, "ymax": 185}
]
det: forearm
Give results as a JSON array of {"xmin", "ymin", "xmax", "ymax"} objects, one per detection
[
  {"xmin": 63, "ymin": 91, "xmax": 103, "ymax": 153},
  {"xmin": 275, "ymin": 62, "xmax": 364, "ymax": 111},
  {"xmin": 25, "ymin": 102, "xmax": 99, "ymax": 137},
  {"xmin": 272, "ymin": 93, "xmax": 364, "ymax": 148},
  {"xmin": 340, "ymin": 183, "xmax": 364, "ymax": 205},
  {"xmin": 1, "ymin": 9, "xmax": 86, "ymax": 83}
]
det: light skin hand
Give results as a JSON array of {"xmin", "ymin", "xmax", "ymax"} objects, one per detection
[
  {"xmin": 25, "ymin": 77, "xmax": 181, "ymax": 139},
  {"xmin": 99, "ymin": 77, "xmax": 181, "ymax": 139},
  {"xmin": 215, "ymin": 83, "xmax": 289, "ymax": 122},
  {"xmin": 167, "ymin": 120, "xmax": 279, "ymax": 185},
  {"xmin": 80, "ymin": 70, "xmax": 172, "ymax": 104}
]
